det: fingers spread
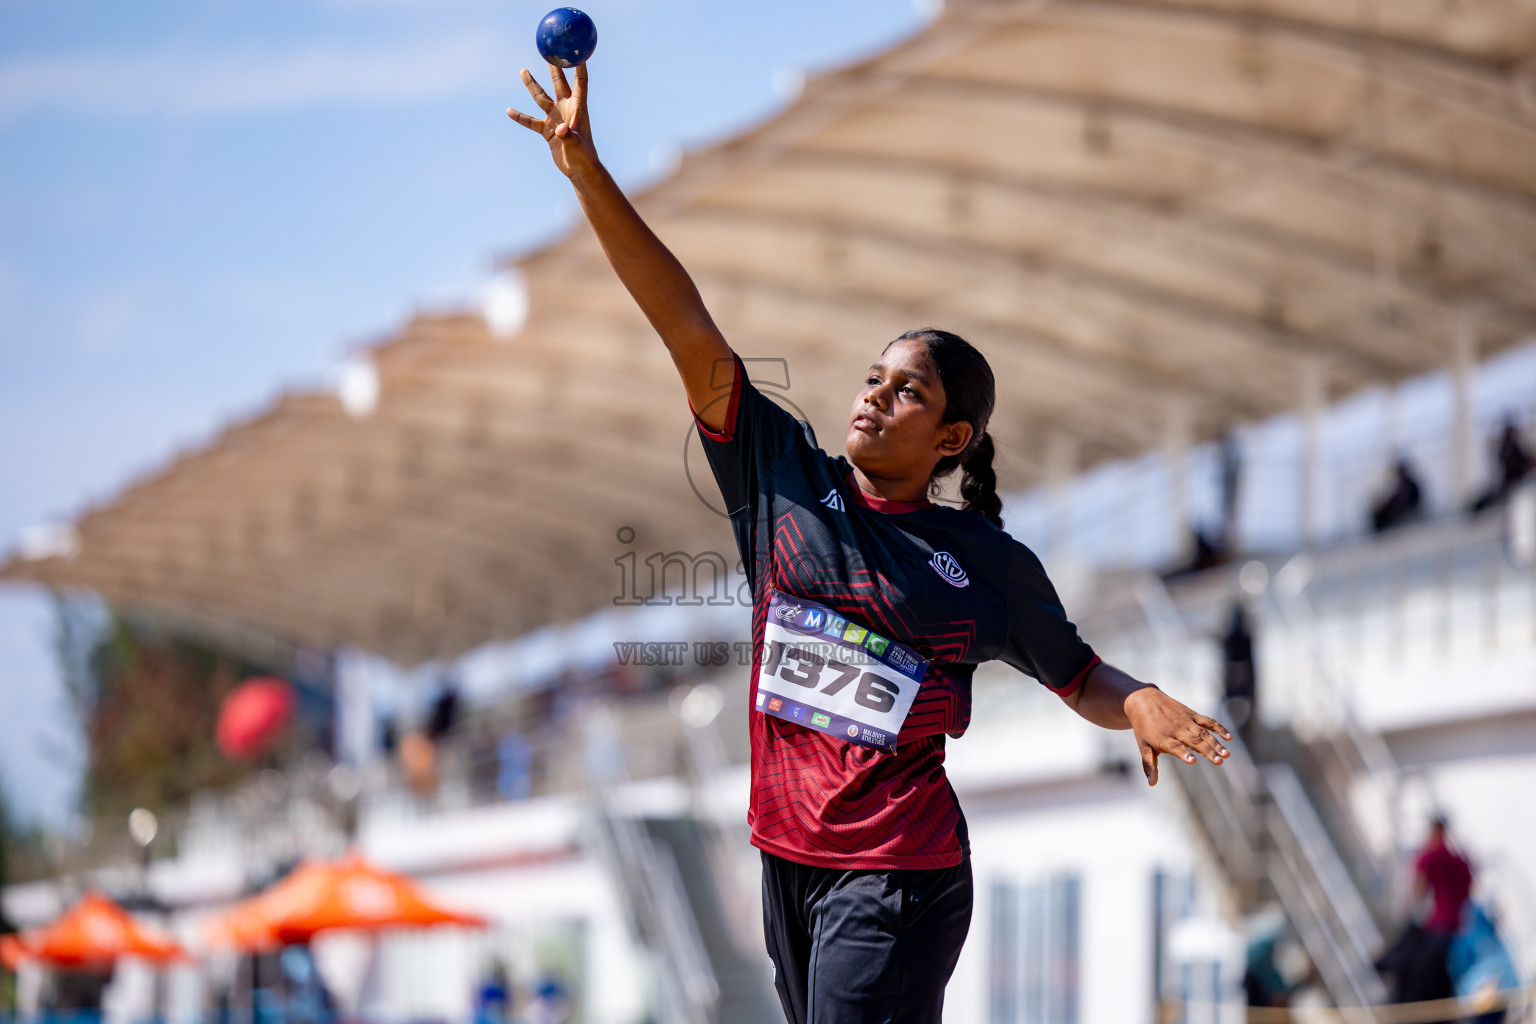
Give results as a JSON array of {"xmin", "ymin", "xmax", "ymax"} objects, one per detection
[
  {"xmin": 1196, "ymin": 714, "xmax": 1233, "ymax": 741},
  {"xmin": 1187, "ymin": 729, "xmax": 1226, "ymax": 765},
  {"xmin": 570, "ymin": 63, "xmax": 587, "ymax": 130},
  {"xmin": 1160, "ymin": 738, "xmax": 1198, "ymax": 765},
  {"xmin": 520, "ymin": 69, "xmax": 556, "ymax": 113},
  {"xmin": 1186, "ymin": 721, "xmax": 1230, "ymax": 762},
  {"xmin": 549, "ymin": 63, "xmax": 572, "ymax": 100},
  {"xmin": 506, "ymin": 107, "xmax": 544, "ymax": 133}
]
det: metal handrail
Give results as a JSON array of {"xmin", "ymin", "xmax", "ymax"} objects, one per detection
[
  {"xmin": 580, "ymin": 706, "xmax": 719, "ymax": 1024},
  {"xmin": 1268, "ymin": 561, "xmax": 1417, "ymax": 901},
  {"xmin": 1131, "ymin": 572, "xmax": 1392, "ymax": 1015},
  {"xmin": 1265, "ymin": 763, "xmax": 1388, "ymax": 1010}
]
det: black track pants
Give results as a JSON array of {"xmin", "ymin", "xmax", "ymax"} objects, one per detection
[{"xmin": 760, "ymin": 851, "xmax": 973, "ymax": 1024}]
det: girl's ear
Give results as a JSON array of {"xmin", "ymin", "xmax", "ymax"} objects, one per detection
[{"xmin": 937, "ymin": 420, "xmax": 974, "ymax": 459}]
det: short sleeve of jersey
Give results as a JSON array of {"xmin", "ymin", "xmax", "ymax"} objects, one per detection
[
  {"xmin": 691, "ymin": 354, "xmax": 808, "ymax": 516},
  {"xmin": 999, "ymin": 541, "xmax": 1100, "ymax": 697}
]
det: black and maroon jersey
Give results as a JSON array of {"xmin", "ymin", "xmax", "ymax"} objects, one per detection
[{"xmin": 694, "ymin": 357, "xmax": 1099, "ymax": 870}]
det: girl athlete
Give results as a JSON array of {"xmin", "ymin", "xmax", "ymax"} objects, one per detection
[{"xmin": 509, "ymin": 63, "xmax": 1232, "ymax": 1024}]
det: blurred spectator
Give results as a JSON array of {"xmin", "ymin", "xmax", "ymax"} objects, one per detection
[
  {"xmin": 469, "ymin": 724, "xmax": 502, "ymax": 802},
  {"xmin": 474, "ymin": 958, "xmax": 511, "ymax": 1024},
  {"xmin": 1220, "ymin": 603, "xmax": 1257, "ymax": 740},
  {"xmin": 1417, "ymin": 816, "xmax": 1473, "ymax": 939},
  {"xmin": 1375, "ymin": 817, "xmax": 1475, "ymax": 1017},
  {"xmin": 46, "ymin": 967, "xmax": 112, "ymax": 1014},
  {"xmin": 497, "ymin": 733, "xmax": 534, "ymax": 802},
  {"xmin": 1470, "ymin": 419, "xmax": 1534, "ymax": 514},
  {"xmin": 524, "ymin": 975, "xmax": 570, "ymax": 1024},
  {"xmin": 379, "ymin": 715, "xmax": 398, "ymax": 755},
  {"xmin": 1165, "ymin": 525, "xmax": 1224, "ymax": 578},
  {"xmin": 1372, "ymin": 458, "xmax": 1424, "ymax": 533},
  {"xmin": 428, "ymin": 681, "xmax": 461, "ymax": 739},
  {"xmin": 399, "ymin": 732, "xmax": 439, "ymax": 796},
  {"xmin": 1448, "ymin": 904, "xmax": 1517, "ymax": 1024},
  {"xmin": 1220, "ymin": 434, "xmax": 1242, "ymax": 551},
  {"xmin": 279, "ymin": 944, "xmax": 335, "ymax": 1024},
  {"xmin": 1242, "ymin": 932, "xmax": 1290, "ymax": 1009},
  {"xmin": 1376, "ymin": 921, "xmax": 1455, "ymax": 1018}
]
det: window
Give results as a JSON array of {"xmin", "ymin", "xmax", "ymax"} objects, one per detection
[{"xmin": 989, "ymin": 873, "xmax": 1080, "ymax": 1024}]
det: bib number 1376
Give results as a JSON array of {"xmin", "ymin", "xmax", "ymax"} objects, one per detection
[{"xmin": 762, "ymin": 640, "xmax": 900, "ymax": 712}]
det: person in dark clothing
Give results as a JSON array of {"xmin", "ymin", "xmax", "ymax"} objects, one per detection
[
  {"xmin": 1243, "ymin": 933, "xmax": 1289, "ymax": 1008},
  {"xmin": 1220, "ymin": 434, "xmax": 1243, "ymax": 551},
  {"xmin": 1376, "ymin": 922, "xmax": 1456, "ymax": 1019},
  {"xmin": 427, "ymin": 681, "xmax": 460, "ymax": 739},
  {"xmin": 1376, "ymin": 817, "xmax": 1475, "ymax": 1021},
  {"xmin": 1221, "ymin": 603, "xmax": 1257, "ymax": 739},
  {"xmin": 1372, "ymin": 458, "xmax": 1424, "ymax": 532},
  {"xmin": 1164, "ymin": 526, "xmax": 1224, "ymax": 579},
  {"xmin": 1470, "ymin": 420, "xmax": 1534, "ymax": 513}
]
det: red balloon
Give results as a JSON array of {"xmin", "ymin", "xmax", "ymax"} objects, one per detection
[{"xmin": 216, "ymin": 677, "xmax": 295, "ymax": 759}]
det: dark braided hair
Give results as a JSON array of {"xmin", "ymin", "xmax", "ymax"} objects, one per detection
[{"xmin": 888, "ymin": 328, "xmax": 1003, "ymax": 529}]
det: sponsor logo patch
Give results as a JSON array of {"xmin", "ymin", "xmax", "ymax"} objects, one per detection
[
  {"xmin": 929, "ymin": 551, "xmax": 970, "ymax": 588},
  {"xmin": 811, "ymin": 712, "xmax": 831, "ymax": 728},
  {"xmin": 865, "ymin": 633, "xmax": 889, "ymax": 656},
  {"xmin": 846, "ymin": 724, "xmax": 859, "ymax": 738},
  {"xmin": 842, "ymin": 623, "xmax": 868, "ymax": 644},
  {"xmin": 822, "ymin": 615, "xmax": 846, "ymax": 638},
  {"xmin": 800, "ymin": 609, "xmax": 824, "ymax": 630},
  {"xmin": 767, "ymin": 697, "xmax": 783, "ymax": 712}
]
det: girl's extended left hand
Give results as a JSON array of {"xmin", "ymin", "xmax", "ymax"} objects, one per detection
[{"xmin": 1123, "ymin": 686, "xmax": 1231, "ymax": 786}]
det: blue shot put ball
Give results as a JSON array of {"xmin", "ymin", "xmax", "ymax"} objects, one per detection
[{"xmin": 536, "ymin": 8, "xmax": 598, "ymax": 68}]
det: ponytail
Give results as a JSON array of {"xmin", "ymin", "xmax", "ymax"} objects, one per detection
[
  {"xmin": 960, "ymin": 432, "xmax": 1003, "ymax": 528},
  {"xmin": 887, "ymin": 328, "xmax": 1005, "ymax": 529}
]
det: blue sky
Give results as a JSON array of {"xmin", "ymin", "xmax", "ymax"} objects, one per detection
[{"xmin": 0, "ymin": 0, "xmax": 929, "ymax": 825}]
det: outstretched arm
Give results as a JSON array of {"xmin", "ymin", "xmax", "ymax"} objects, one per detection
[
  {"xmin": 1063, "ymin": 663, "xmax": 1231, "ymax": 786},
  {"xmin": 507, "ymin": 64, "xmax": 733, "ymax": 430}
]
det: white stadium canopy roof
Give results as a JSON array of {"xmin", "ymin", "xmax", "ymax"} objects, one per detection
[{"xmin": 7, "ymin": 0, "xmax": 1536, "ymax": 663}]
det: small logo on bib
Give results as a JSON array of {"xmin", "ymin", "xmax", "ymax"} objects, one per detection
[
  {"xmin": 775, "ymin": 603, "xmax": 803, "ymax": 621},
  {"xmin": 846, "ymin": 724, "xmax": 859, "ymax": 738},
  {"xmin": 930, "ymin": 551, "xmax": 969, "ymax": 587}
]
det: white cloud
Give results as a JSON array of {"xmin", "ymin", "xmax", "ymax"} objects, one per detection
[{"xmin": 0, "ymin": 33, "xmax": 511, "ymax": 125}]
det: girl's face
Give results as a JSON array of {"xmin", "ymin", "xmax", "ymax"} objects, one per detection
[{"xmin": 845, "ymin": 338, "xmax": 973, "ymax": 482}]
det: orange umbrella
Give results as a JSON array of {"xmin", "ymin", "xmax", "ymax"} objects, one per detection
[
  {"xmin": 206, "ymin": 854, "xmax": 484, "ymax": 949},
  {"xmin": 14, "ymin": 892, "xmax": 189, "ymax": 968},
  {"xmin": 1, "ymin": 933, "xmax": 24, "ymax": 970}
]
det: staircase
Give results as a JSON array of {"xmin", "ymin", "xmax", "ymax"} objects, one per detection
[
  {"xmin": 1133, "ymin": 575, "xmax": 1392, "ymax": 1016},
  {"xmin": 646, "ymin": 818, "xmax": 782, "ymax": 1024},
  {"xmin": 578, "ymin": 703, "xmax": 781, "ymax": 1024}
]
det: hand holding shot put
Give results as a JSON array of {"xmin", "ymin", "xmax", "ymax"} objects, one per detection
[{"xmin": 507, "ymin": 62, "xmax": 596, "ymax": 182}]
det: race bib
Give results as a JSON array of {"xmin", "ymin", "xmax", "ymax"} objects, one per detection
[{"xmin": 753, "ymin": 590, "xmax": 928, "ymax": 752}]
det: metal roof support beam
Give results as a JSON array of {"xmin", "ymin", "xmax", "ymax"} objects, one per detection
[
  {"xmin": 1298, "ymin": 358, "xmax": 1326, "ymax": 546},
  {"xmin": 1451, "ymin": 312, "xmax": 1479, "ymax": 506}
]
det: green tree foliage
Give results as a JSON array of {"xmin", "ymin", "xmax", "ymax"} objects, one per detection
[{"xmin": 55, "ymin": 598, "xmax": 287, "ymax": 819}]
